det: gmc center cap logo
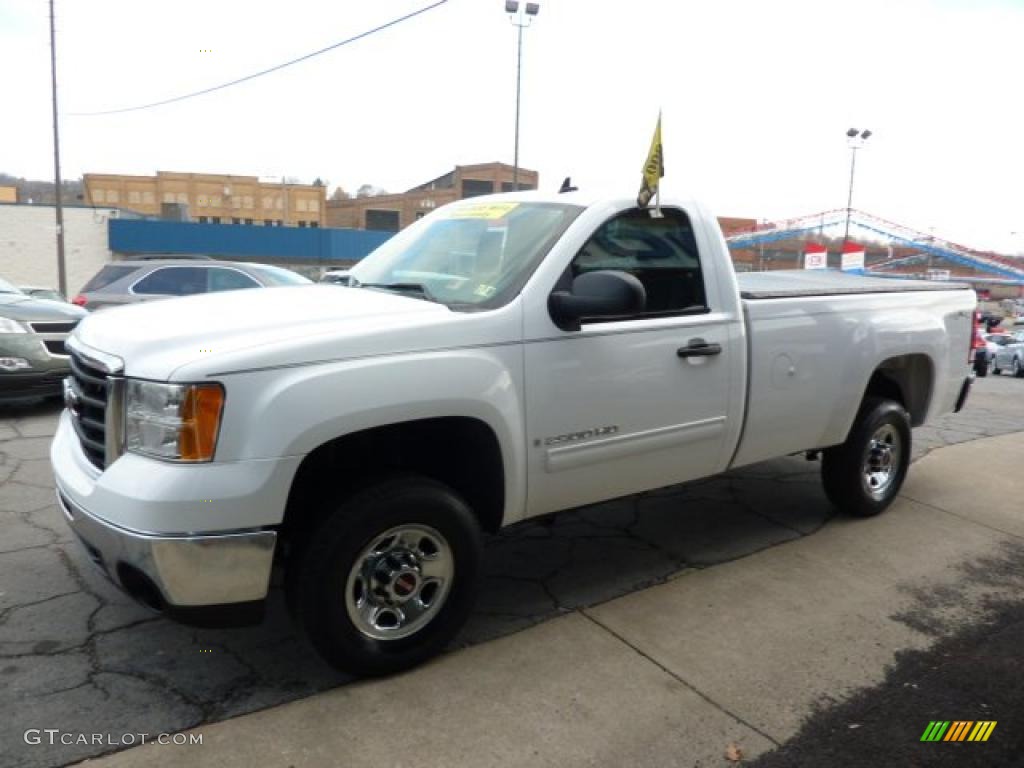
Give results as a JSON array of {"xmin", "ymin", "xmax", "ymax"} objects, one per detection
[{"xmin": 392, "ymin": 571, "xmax": 419, "ymax": 599}]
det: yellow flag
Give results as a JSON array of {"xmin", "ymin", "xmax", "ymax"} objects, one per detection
[{"xmin": 637, "ymin": 113, "xmax": 664, "ymax": 208}]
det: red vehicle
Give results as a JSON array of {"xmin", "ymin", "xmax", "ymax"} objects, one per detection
[{"xmin": 971, "ymin": 312, "xmax": 991, "ymax": 376}]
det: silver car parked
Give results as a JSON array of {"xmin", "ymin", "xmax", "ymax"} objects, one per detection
[
  {"xmin": 991, "ymin": 331, "xmax": 1024, "ymax": 377},
  {"xmin": 73, "ymin": 259, "xmax": 311, "ymax": 310}
]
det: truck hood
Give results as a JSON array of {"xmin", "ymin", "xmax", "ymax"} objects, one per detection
[{"xmin": 73, "ymin": 285, "xmax": 451, "ymax": 379}]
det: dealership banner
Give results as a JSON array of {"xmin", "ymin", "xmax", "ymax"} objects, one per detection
[
  {"xmin": 841, "ymin": 242, "xmax": 866, "ymax": 273},
  {"xmin": 804, "ymin": 242, "xmax": 827, "ymax": 269}
]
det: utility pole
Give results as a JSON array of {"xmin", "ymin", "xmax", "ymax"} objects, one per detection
[
  {"xmin": 281, "ymin": 177, "xmax": 289, "ymax": 226},
  {"xmin": 49, "ymin": 0, "xmax": 67, "ymax": 296}
]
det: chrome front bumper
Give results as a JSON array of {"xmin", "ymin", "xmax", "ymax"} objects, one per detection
[{"xmin": 57, "ymin": 490, "xmax": 277, "ymax": 611}]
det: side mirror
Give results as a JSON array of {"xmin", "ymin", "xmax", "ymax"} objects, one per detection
[{"xmin": 548, "ymin": 270, "xmax": 646, "ymax": 331}]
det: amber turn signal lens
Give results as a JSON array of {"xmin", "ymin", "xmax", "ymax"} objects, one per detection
[{"xmin": 178, "ymin": 384, "xmax": 225, "ymax": 461}]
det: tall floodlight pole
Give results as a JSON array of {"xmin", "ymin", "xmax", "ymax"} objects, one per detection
[
  {"xmin": 842, "ymin": 128, "xmax": 872, "ymax": 255},
  {"xmin": 505, "ymin": 1, "xmax": 539, "ymax": 189},
  {"xmin": 49, "ymin": 0, "xmax": 67, "ymax": 296}
]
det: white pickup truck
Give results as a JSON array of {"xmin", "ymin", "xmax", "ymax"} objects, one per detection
[{"xmin": 51, "ymin": 191, "xmax": 975, "ymax": 675}]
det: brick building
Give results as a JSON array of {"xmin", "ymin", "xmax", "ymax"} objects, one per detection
[
  {"xmin": 326, "ymin": 162, "xmax": 538, "ymax": 231},
  {"xmin": 83, "ymin": 171, "xmax": 326, "ymax": 228}
]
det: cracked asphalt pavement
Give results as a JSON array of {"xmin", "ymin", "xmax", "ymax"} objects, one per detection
[{"xmin": 2, "ymin": 376, "xmax": 1024, "ymax": 768}]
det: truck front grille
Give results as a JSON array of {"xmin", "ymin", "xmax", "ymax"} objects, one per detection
[{"xmin": 68, "ymin": 350, "xmax": 109, "ymax": 469}]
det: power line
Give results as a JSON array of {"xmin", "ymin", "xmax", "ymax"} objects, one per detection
[{"xmin": 68, "ymin": 0, "xmax": 448, "ymax": 117}]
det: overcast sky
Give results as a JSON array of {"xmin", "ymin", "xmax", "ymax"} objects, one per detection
[{"xmin": 2, "ymin": 0, "xmax": 1022, "ymax": 252}]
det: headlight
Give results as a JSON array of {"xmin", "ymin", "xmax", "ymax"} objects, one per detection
[
  {"xmin": 0, "ymin": 357, "xmax": 32, "ymax": 371},
  {"xmin": 0, "ymin": 318, "xmax": 27, "ymax": 334},
  {"xmin": 125, "ymin": 380, "xmax": 225, "ymax": 461}
]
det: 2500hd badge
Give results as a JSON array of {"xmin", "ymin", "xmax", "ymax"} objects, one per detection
[{"xmin": 540, "ymin": 425, "xmax": 620, "ymax": 446}]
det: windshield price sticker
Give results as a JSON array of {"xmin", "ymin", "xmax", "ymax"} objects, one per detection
[{"xmin": 445, "ymin": 202, "xmax": 519, "ymax": 220}]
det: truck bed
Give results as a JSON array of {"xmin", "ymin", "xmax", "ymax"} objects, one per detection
[{"xmin": 736, "ymin": 270, "xmax": 971, "ymax": 300}]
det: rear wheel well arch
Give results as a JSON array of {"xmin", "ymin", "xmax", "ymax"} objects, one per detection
[
  {"xmin": 861, "ymin": 354, "xmax": 934, "ymax": 427},
  {"xmin": 279, "ymin": 417, "xmax": 506, "ymax": 553}
]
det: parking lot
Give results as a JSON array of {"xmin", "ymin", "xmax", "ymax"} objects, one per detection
[{"xmin": 2, "ymin": 375, "xmax": 1024, "ymax": 768}]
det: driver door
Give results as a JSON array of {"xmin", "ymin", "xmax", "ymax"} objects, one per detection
[{"xmin": 523, "ymin": 207, "xmax": 739, "ymax": 517}]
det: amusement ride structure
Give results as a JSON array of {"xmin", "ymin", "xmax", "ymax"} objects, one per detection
[{"xmin": 725, "ymin": 208, "xmax": 1024, "ymax": 285}]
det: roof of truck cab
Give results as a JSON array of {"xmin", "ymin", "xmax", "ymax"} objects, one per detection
[
  {"xmin": 456, "ymin": 189, "xmax": 699, "ymax": 210},
  {"xmin": 736, "ymin": 269, "xmax": 972, "ymax": 299}
]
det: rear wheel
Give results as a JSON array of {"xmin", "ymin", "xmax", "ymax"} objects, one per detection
[
  {"xmin": 1014, "ymin": 358, "xmax": 1024, "ymax": 378},
  {"xmin": 822, "ymin": 398, "xmax": 911, "ymax": 518},
  {"xmin": 287, "ymin": 475, "xmax": 482, "ymax": 676}
]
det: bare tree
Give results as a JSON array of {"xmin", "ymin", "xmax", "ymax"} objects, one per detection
[
  {"xmin": 0, "ymin": 172, "xmax": 83, "ymax": 204},
  {"xmin": 356, "ymin": 184, "xmax": 388, "ymax": 198}
]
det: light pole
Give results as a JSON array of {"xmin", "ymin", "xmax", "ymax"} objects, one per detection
[
  {"xmin": 506, "ymin": 1, "xmax": 539, "ymax": 189},
  {"xmin": 842, "ymin": 127, "xmax": 872, "ymax": 255}
]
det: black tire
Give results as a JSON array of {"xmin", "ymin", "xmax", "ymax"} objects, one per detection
[
  {"xmin": 974, "ymin": 358, "xmax": 989, "ymax": 377},
  {"xmin": 821, "ymin": 398, "xmax": 911, "ymax": 518},
  {"xmin": 287, "ymin": 475, "xmax": 482, "ymax": 676},
  {"xmin": 1014, "ymin": 358, "xmax": 1024, "ymax": 378}
]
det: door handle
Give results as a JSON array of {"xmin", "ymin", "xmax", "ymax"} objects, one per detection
[{"xmin": 677, "ymin": 341, "xmax": 722, "ymax": 358}]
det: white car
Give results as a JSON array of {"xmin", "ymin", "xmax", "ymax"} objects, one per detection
[{"xmin": 51, "ymin": 190, "xmax": 975, "ymax": 675}]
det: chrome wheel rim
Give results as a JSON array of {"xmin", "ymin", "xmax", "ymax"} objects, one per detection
[
  {"xmin": 345, "ymin": 524, "xmax": 454, "ymax": 641},
  {"xmin": 861, "ymin": 424, "xmax": 901, "ymax": 500}
]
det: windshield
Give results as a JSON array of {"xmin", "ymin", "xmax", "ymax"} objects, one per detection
[
  {"xmin": 0, "ymin": 277, "xmax": 23, "ymax": 295},
  {"xmin": 350, "ymin": 201, "xmax": 582, "ymax": 309}
]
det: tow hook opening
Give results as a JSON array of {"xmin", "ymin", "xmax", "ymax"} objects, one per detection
[{"xmin": 116, "ymin": 563, "xmax": 166, "ymax": 612}]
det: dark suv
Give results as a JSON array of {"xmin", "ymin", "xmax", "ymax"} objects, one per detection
[{"xmin": 73, "ymin": 259, "xmax": 311, "ymax": 310}]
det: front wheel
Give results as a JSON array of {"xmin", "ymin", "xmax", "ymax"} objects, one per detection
[
  {"xmin": 287, "ymin": 475, "xmax": 483, "ymax": 676},
  {"xmin": 821, "ymin": 398, "xmax": 911, "ymax": 518},
  {"xmin": 1014, "ymin": 358, "xmax": 1024, "ymax": 378}
]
